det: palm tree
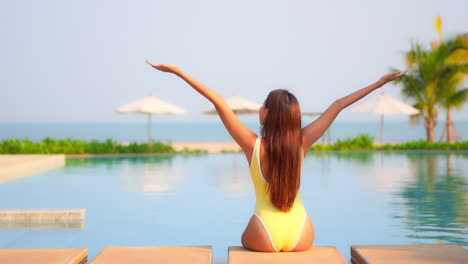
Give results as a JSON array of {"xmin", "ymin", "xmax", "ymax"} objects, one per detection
[
  {"xmin": 439, "ymin": 34, "xmax": 468, "ymax": 143},
  {"xmin": 393, "ymin": 38, "xmax": 468, "ymax": 142}
]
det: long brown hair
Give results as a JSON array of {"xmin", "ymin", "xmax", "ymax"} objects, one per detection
[{"xmin": 261, "ymin": 89, "xmax": 303, "ymax": 212}]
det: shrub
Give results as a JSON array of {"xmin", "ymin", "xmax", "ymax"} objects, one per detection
[{"xmin": 0, "ymin": 138, "xmax": 177, "ymax": 154}]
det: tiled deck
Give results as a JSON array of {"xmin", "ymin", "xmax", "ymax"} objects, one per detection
[
  {"xmin": 0, "ymin": 248, "xmax": 87, "ymax": 264},
  {"xmin": 0, "ymin": 245, "xmax": 467, "ymax": 263},
  {"xmin": 351, "ymin": 244, "xmax": 468, "ymax": 264},
  {"xmin": 91, "ymin": 246, "xmax": 212, "ymax": 264},
  {"xmin": 229, "ymin": 246, "xmax": 348, "ymax": 264}
]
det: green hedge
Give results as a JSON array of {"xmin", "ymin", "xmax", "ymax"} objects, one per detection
[
  {"xmin": 377, "ymin": 140, "xmax": 468, "ymax": 150},
  {"xmin": 311, "ymin": 134, "xmax": 468, "ymax": 151},
  {"xmin": 310, "ymin": 134, "xmax": 375, "ymax": 151},
  {"xmin": 1, "ymin": 135, "xmax": 467, "ymax": 154},
  {"xmin": 0, "ymin": 138, "xmax": 177, "ymax": 154}
]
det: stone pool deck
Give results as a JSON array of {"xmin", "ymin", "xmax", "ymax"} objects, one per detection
[
  {"xmin": 351, "ymin": 244, "xmax": 468, "ymax": 264},
  {"xmin": 0, "ymin": 248, "xmax": 88, "ymax": 264},
  {"xmin": 0, "ymin": 245, "xmax": 467, "ymax": 264},
  {"xmin": 0, "ymin": 154, "xmax": 65, "ymax": 184}
]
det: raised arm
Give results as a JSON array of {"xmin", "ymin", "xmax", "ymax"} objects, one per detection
[
  {"xmin": 147, "ymin": 61, "xmax": 257, "ymax": 160},
  {"xmin": 302, "ymin": 70, "xmax": 408, "ymax": 150}
]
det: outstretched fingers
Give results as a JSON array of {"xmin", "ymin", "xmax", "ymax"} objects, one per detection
[
  {"xmin": 395, "ymin": 69, "xmax": 409, "ymax": 78},
  {"xmin": 382, "ymin": 69, "xmax": 409, "ymax": 82},
  {"xmin": 146, "ymin": 61, "xmax": 181, "ymax": 74},
  {"xmin": 146, "ymin": 60, "xmax": 163, "ymax": 70}
]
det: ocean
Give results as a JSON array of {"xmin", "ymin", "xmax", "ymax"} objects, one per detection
[{"xmin": 1, "ymin": 121, "xmax": 467, "ymax": 143}]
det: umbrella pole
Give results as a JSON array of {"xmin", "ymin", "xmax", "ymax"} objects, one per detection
[
  {"xmin": 148, "ymin": 114, "xmax": 152, "ymax": 144},
  {"xmin": 380, "ymin": 114, "xmax": 384, "ymax": 143}
]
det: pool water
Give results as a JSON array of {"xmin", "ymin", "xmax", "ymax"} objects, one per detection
[{"xmin": 0, "ymin": 152, "xmax": 467, "ymax": 260}]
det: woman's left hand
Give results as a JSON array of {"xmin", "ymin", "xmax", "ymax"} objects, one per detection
[
  {"xmin": 380, "ymin": 69, "xmax": 408, "ymax": 83},
  {"xmin": 146, "ymin": 60, "xmax": 181, "ymax": 75}
]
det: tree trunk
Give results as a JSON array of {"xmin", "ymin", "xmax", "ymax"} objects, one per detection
[
  {"xmin": 425, "ymin": 118, "xmax": 436, "ymax": 142},
  {"xmin": 446, "ymin": 108, "xmax": 455, "ymax": 143}
]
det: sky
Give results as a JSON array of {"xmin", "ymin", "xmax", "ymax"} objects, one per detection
[{"xmin": 2, "ymin": 0, "xmax": 468, "ymax": 123}]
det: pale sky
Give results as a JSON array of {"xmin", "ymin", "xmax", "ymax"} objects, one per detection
[{"xmin": 2, "ymin": 0, "xmax": 468, "ymax": 123}]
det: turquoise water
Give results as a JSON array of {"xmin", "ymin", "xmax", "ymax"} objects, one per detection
[
  {"xmin": 0, "ymin": 152, "xmax": 467, "ymax": 261},
  {"xmin": 1, "ymin": 121, "xmax": 467, "ymax": 142}
]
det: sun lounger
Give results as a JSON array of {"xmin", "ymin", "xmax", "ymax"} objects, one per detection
[
  {"xmin": 91, "ymin": 246, "xmax": 212, "ymax": 264},
  {"xmin": 228, "ymin": 246, "xmax": 347, "ymax": 264},
  {"xmin": 0, "ymin": 248, "xmax": 87, "ymax": 264},
  {"xmin": 351, "ymin": 244, "xmax": 468, "ymax": 264}
]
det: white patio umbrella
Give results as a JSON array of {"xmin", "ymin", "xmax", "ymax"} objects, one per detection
[
  {"xmin": 202, "ymin": 95, "xmax": 262, "ymax": 114},
  {"xmin": 116, "ymin": 93, "xmax": 186, "ymax": 143},
  {"xmin": 350, "ymin": 92, "xmax": 419, "ymax": 142}
]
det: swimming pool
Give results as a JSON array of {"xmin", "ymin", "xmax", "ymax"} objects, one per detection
[{"xmin": 0, "ymin": 152, "xmax": 467, "ymax": 260}]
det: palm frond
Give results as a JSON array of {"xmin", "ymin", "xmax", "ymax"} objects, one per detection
[
  {"xmin": 434, "ymin": 63, "xmax": 468, "ymax": 100},
  {"xmin": 446, "ymin": 88, "xmax": 468, "ymax": 109},
  {"xmin": 409, "ymin": 113, "xmax": 423, "ymax": 127},
  {"xmin": 397, "ymin": 74, "xmax": 426, "ymax": 105}
]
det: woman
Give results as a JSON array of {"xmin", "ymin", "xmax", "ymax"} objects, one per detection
[{"xmin": 146, "ymin": 60, "xmax": 406, "ymax": 252}]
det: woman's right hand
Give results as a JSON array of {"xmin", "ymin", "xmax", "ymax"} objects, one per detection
[{"xmin": 146, "ymin": 60, "xmax": 181, "ymax": 75}]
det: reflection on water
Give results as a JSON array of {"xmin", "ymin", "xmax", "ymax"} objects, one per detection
[
  {"xmin": 119, "ymin": 156, "xmax": 184, "ymax": 224},
  {"xmin": 66, "ymin": 155, "xmax": 176, "ymax": 167},
  {"xmin": 392, "ymin": 153, "xmax": 468, "ymax": 244},
  {"xmin": 0, "ymin": 219, "xmax": 84, "ymax": 229},
  {"xmin": 301, "ymin": 151, "xmax": 467, "ymax": 250},
  {"xmin": 216, "ymin": 156, "xmax": 252, "ymax": 198},
  {"xmin": 120, "ymin": 159, "xmax": 182, "ymax": 193},
  {"xmin": 68, "ymin": 155, "xmax": 182, "ymax": 200}
]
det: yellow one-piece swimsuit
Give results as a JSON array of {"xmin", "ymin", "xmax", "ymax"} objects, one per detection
[{"xmin": 249, "ymin": 137, "xmax": 308, "ymax": 252}]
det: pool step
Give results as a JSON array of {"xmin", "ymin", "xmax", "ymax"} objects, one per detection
[
  {"xmin": 0, "ymin": 209, "xmax": 85, "ymax": 229},
  {"xmin": 0, "ymin": 248, "xmax": 87, "ymax": 264},
  {"xmin": 351, "ymin": 244, "xmax": 468, "ymax": 264},
  {"xmin": 91, "ymin": 246, "xmax": 212, "ymax": 264},
  {"xmin": 228, "ymin": 246, "xmax": 347, "ymax": 264}
]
